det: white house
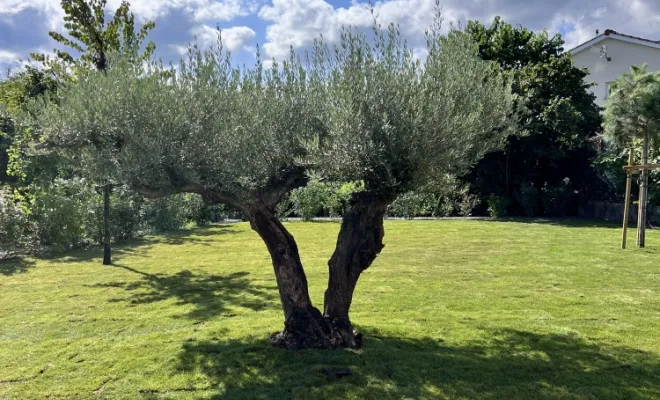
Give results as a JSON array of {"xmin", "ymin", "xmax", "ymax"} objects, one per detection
[{"xmin": 569, "ymin": 30, "xmax": 660, "ymax": 107}]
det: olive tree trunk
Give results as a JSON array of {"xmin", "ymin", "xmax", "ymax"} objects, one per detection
[
  {"xmin": 244, "ymin": 202, "xmax": 357, "ymax": 349},
  {"xmin": 323, "ymin": 192, "xmax": 394, "ymax": 347}
]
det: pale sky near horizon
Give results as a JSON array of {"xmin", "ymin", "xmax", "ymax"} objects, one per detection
[{"xmin": 1, "ymin": 0, "xmax": 659, "ymax": 71}]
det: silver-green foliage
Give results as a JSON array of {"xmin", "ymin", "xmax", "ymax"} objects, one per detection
[
  {"xmin": 37, "ymin": 12, "xmax": 518, "ymax": 205},
  {"xmin": 38, "ymin": 42, "xmax": 318, "ymax": 200},
  {"xmin": 314, "ymin": 17, "xmax": 518, "ymax": 193}
]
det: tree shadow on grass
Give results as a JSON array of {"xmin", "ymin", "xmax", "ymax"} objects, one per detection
[
  {"xmin": 159, "ymin": 329, "xmax": 660, "ymax": 400},
  {"xmin": 93, "ymin": 264, "xmax": 278, "ymax": 321},
  {"xmin": 140, "ymin": 224, "xmax": 241, "ymax": 246},
  {"xmin": 482, "ymin": 217, "xmax": 622, "ymax": 229},
  {"xmin": 0, "ymin": 257, "xmax": 36, "ymax": 276},
  {"xmin": 40, "ymin": 224, "xmax": 241, "ymax": 263}
]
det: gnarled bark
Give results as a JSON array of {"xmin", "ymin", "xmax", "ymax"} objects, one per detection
[
  {"xmin": 244, "ymin": 202, "xmax": 313, "ymax": 317},
  {"xmin": 132, "ymin": 174, "xmax": 373, "ymax": 350},
  {"xmin": 323, "ymin": 191, "xmax": 395, "ymax": 343},
  {"xmin": 245, "ymin": 201, "xmax": 363, "ymax": 350}
]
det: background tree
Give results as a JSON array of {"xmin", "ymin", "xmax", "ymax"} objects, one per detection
[
  {"xmin": 1, "ymin": 68, "xmax": 59, "ymax": 186},
  {"xmin": 603, "ymin": 64, "xmax": 660, "ymax": 247},
  {"xmin": 36, "ymin": 13, "xmax": 517, "ymax": 349},
  {"xmin": 464, "ymin": 17, "xmax": 602, "ymax": 217},
  {"xmin": 32, "ymin": 0, "xmax": 155, "ymax": 265}
]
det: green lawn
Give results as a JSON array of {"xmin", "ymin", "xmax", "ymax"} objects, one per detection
[{"xmin": 1, "ymin": 220, "xmax": 659, "ymax": 399}]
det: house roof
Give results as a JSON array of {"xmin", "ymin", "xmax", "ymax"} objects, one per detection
[{"xmin": 569, "ymin": 29, "xmax": 660, "ymax": 55}]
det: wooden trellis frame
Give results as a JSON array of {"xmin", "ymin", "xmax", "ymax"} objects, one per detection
[{"xmin": 621, "ymin": 149, "xmax": 660, "ymax": 249}]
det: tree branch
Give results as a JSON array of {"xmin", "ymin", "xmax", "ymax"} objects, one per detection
[{"xmin": 257, "ymin": 165, "xmax": 309, "ymax": 210}]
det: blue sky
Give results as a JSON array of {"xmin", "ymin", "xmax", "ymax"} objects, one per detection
[{"xmin": 1, "ymin": 0, "xmax": 660, "ymax": 72}]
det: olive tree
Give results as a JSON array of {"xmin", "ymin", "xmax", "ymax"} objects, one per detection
[{"xmin": 37, "ymin": 15, "xmax": 518, "ymax": 349}]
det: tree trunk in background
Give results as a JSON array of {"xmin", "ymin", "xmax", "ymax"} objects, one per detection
[
  {"xmin": 245, "ymin": 202, "xmax": 353, "ymax": 349},
  {"xmin": 323, "ymin": 192, "xmax": 394, "ymax": 347},
  {"xmin": 102, "ymin": 184, "xmax": 112, "ymax": 265},
  {"xmin": 638, "ymin": 131, "xmax": 649, "ymax": 248}
]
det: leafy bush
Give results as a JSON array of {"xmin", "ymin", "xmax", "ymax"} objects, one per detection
[
  {"xmin": 83, "ymin": 186, "xmax": 142, "ymax": 244},
  {"xmin": 388, "ymin": 191, "xmax": 437, "ymax": 219},
  {"xmin": 487, "ymin": 194, "xmax": 510, "ymax": 217},
  {"xmin": 288, "ymin": 180, "xmax": 328, "ymax": 221},
  {"xmin": 189, "ymin": 197, "xmax": 243, "ymax": 225},
  {"xmin": 284, "ymin": 180, "xmax": 363, "ymax": 220},
  {"xmin": 28, "ymin": 178, "xmax": 93, "ymax": 248},
  {"xmin": 542, "ymin": 178, "xmax": 575, "ymax": 217},
  {"xmin": 142, "ymin": 194, "xmax": 198, "ymax": 233},
  {"xmin": 0, "ymin": 187, "xmax": 38, "ymax": 255},
  {"xmin": 516, "ymin": 182, "xmax": 539, "ymax": 217},
  {"xmin": 325, "ymin": 181, "xmax": 364, "ymax": 217},
  {"xmin": 434, "ymin": 197, "xmax": 455, "ymax": 217},
  {"xmin": 455, "ymin": 185, "xmax": 480, "ymax": 217}
]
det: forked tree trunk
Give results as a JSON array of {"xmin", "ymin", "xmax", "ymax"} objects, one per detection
[
  {"xmin": 244, "ymin": 202, "xmax": 354, "ymax": 349},
  {"xmin": 323, "ymin": 191, "xmax": 394, "ymax": 347}
]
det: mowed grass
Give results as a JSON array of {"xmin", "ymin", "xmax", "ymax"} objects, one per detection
[{"xmin": 1, "ymin": 220, "xmax": 660, "ymax": 400}]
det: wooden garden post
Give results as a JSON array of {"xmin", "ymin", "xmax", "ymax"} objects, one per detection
[
  {"xmin": 637, "ymin": 130, "xmax": 650, "ymax": 248},
  {"xmin": 622, "ymin": 148, "xmax": 634, "ymax": 249}
]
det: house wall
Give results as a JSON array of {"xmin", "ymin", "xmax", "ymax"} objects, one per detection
[{"xmin": 570, "ymin": 38, "xmax": 660, "ymax": 107}]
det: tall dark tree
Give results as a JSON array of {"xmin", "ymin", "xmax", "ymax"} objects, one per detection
[
  {"xmin": 33, "ymin": 0, "xmax": 155, "ymax": 265},
  {"xmin": 465, "ymin": 18, "xmax": 602, "ymax": 216},
  {"xmin": 37, "ymin": 14, "xmax": 518, "ymax": 349}
]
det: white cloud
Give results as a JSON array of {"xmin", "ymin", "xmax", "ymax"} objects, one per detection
[
  {"xmin": 554, "ymin": 0, "xmax": 660, "ymax": 50},
  {"xmin": 2, "ymin": 0, "xmax": 660, "ymax": 67},
  {"xmin": 221, "ymin": 26, "xmax": 257, "ymax": 51},
  {"xmin": 104, "ymin": 0, "xmax": 253, "ymax": 22},
  {"xmin": 0, "ymin": 0, "xmax": 63, "ymax": 30},
  {"xmin": 257, "ymin": 0, "xmax": 491, "ymax": 60},
  {"xmin": 257, "ymin": 0, "xmax": 660, "ymax": 61},
  {"xmin": 0, "ymin": 49, "xmax": 20, "ymax": 64},
  {"xmin": 191, "ymin": 0, "xmax": 252, "ymax": 21},
  {"xmin": 189, "ymin": 25, "xmax": 256, "ymax": 52},
  {"xmin": 0, "ymin": 0, "xmax": 255, "ymax": 28},
  {"xmin": 258, "ymin": 0, "xmax": 335, "ymax": 59}
]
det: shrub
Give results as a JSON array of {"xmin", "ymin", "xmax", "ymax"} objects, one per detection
[
  {"xmin": 0, "ymin": 187, "xmax": 38, "ymax": 256},
  {"xmin": 190, "ymin": 199, "xmax": 243, "ymax": 225},
  {"xmin": 516, "ymin": 182, "xmax": 539, "ymax": 217},
  {"xmin": 542, "ymin": 178, "xmax": 575, "ymax": 217},
  {"xmin": 456, "ymin": 185, "xmax": 480, "ymax": 217},
  {"xmin": 434, "ymin": 197, "xmax": 455, "ymax": 217},
  {"xmin": 388, "ymin": 191, "xmax": 437, "ymax": 219},
  {"xmin": 487, "ymin": 194, "xmax": 510, "ymax": 217},
  {"xmin": 142, "ymin": 194, "xmax": 196, "ymax": 233},
  {"xmin": 28, "ymin": 178, "xmax": 93, "ymax": 248},
  {"xmin": 289, "ymin": 180, "xmax": 329, "ymax": 221},
  {"xmin": 325, "ymin": 181, "xmax": 364, "ymax": 217},
  {"xmin": 84, "ymin": 186, "xmax": 143, "ymax": 244}
]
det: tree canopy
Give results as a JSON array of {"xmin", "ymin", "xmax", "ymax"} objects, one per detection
[
  {"xmin": 35, "ymin": 13, "xmax": 518, "ymax": 349},
  {"xmin": 32, "ymin": 0, "xmax": 155, "ymax": 73}
]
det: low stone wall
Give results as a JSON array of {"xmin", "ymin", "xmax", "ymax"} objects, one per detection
[{"xmin": 579, "ymin": 201, "xmax": 660, "ymax": 224}]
